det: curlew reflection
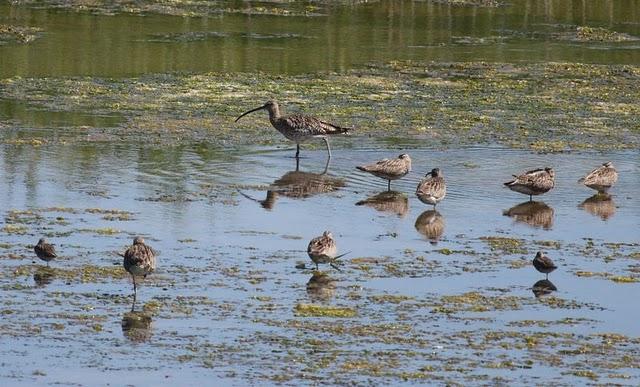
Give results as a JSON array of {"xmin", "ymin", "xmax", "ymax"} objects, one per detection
[
  {"xmin": 241, "ymin": 158, "xmax": 345, "ymax": 210},
  {"xmin": 121, "ymin": 310, "xmax": 153, "ymax": 343},
  {"xmin": 414, "ymin": 210, "xmax": 445, "ymax": 245},
  {"xmin": 503, "ymin": 201, "xmax": 554, "ymax": 230},
  {"xmin": 33, "ymin": 266, "xmax": 55, "ymax": 287},
  {"xmin": 532, "ymin": 279, "xmax": 557, "ymax": 298},
  {"xmin": 306, "ymin": 272, "xmax": 337, "ymax": 301},
  {"xmin": 355, "ymin": 190, "xmax": 409, "ymax": 218},
  {"xmin": 579, "ymin": 194, "xmax": 616, "ymax": 221}
]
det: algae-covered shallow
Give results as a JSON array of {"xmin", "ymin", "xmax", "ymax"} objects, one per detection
[{"xmin": 0, "ymin": 144, "xmax": 639, "ymax": 385}]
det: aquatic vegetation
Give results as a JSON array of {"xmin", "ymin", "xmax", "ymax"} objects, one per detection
[
  {"xmin": 294, "ymin": 303, "xmax": 357, "ymax": 318},
  {"xmin": 0, "ymin": 24, "xmax": 41, "ymax": 44}
]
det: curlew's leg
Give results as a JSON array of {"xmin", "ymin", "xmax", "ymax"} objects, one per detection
[
  {"xmin": 132, "ymin": 275, "xmax": 137, "ymax": 295},
  {"xmin": 295, "ymin": 144, "xmax": 300, "ymax": 159},
  {"xmin": 529, "ymin": 194, "xmax": 533, "ymax": 202},
  {"xmin": 323, "ymin": 137, "xmax": 332, "ymax": 159},
  {"xmin": 387, "ymin": 180, "xmax": 391, "ymax": 192},
  {"xmin": 315, "ymin": 262, "xmax": 319, "ymax": 271}
]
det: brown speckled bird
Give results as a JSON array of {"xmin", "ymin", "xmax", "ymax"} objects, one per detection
[
  {"xmin": 579, "ymin": 161, "xmax": 618, "ymax": 194},
  {"xmin": 416, "ymin": 168, "xmax": 447, "ymax": 209},
  {"xmin": 34, "ymin": 238, "xmax": 57, "ymax": 266},
  {"xmin": 235, "ymin": 100, "xmax": 350, "ymax": 159},
  {"xmin": 532, "ymin": 251, "xmax": 557, "ymax": 279},
  {"xmin": 123, "ymin": 236, "xmax": 156, "ymax": 298},
  {"xmin": 356, "ymin": 154, "xmax": 412, "ymax": 191},
  {"xmin": 307, "ymin": 231, "xmax": 347, "ymax": 271},
  {"xmin": 504, "ymin": 167, "xmax": 555, "ymax": 201}
]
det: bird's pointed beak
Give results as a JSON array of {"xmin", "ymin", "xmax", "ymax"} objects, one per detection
[{"xmin": 235, "ymin": 105, "xmax": 266, "ymax": 122}]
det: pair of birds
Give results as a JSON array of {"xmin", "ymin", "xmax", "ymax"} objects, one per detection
[
  {"xmin": 34, "ymin": 236, "xmax": 156, "ymax": 297},
  {"xmin": 504, "ymin": 161, "xmax": 618, "ymax": 201},
  {"xmin": 356, "ymin": 154, "xmax": 446, "ymax": 208}
]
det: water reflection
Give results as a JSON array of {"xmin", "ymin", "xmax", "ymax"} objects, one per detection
[
  {"xmin": 532, "ymin": 279, "xmax": 558, "ymax": 298},
  {"xmin": 414, "ymin": 210, "xmax": 445, "ymax": 245},
  {"xmin": 306, "ymin": 272, "xmax": 337, "ymax": 301},
  {"xmin": 121, "ymin": 311, "xmax": 153, "ymax": 343},
  {"xmin": 579, "ymin": 194, "xmax": 616, "ymax": 221},
  {"xmin": 243, "ymin": 159, "xmax": 345, "ymax": 210},
  {"xmin": 355, "ymin": 191, "xmax": 409, "ymax": 218},
  {"xmin": 33, "ymin": 267, "xmax": 55, "ymax": 287},
  {"xmin": 503, "ymin": 201, "xmax": 554, "ymax": 230}
]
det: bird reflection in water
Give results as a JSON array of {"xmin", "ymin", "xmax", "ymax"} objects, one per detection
[
  {"xmin": 503, "ymin": 201, "xmax": 554, "ymax": 230},
  {"xmin": 579, "ymin": 194, "xmax": 616, "ymax": 221},
  {"xmin": 33, "ymin": 266, "xmax": 56, "ymax": 287},
  {"xmin": 122, "ymin": 310, "xmax": 153, "ymax": 343},
  {"xmin": 532, "ymin": 279, "xmax": 557, "ymax": 298},
  {"xmin": 306, "ymin": 272, "xmax": 337, "ymax": 301},
  {"xmin": 356, "ymin": 191, "xmax": 409, "ymax": 218},
  {"xmin": 414, "ymin": 210, "xmax": 445, "ymax": 245},
  {"xmin": 240, "ymin": 158, "xmax": 344, "ymax": 210}
]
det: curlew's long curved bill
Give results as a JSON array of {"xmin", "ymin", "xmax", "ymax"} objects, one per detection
[{"xmin": 235, "ymin": 105, "xmax": 265, "ymax": 122}]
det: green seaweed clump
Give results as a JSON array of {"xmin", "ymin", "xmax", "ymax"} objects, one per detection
[{"xmin": 294, "ymin": 303, "xmax": 357, "ymax": 318}]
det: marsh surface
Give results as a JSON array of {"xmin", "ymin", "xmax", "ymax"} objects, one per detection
[{"xmin": 0, "ymin": 0, "xmax": 639, "ymax": 385}]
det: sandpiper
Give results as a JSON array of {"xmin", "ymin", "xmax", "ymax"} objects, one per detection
[
  {"xmin": 307, "ymin": 231, "xmax": 347, "ymax": 271},
  {"xmin": 123, "ymin": 236, "xmax": 157, "ymax": 301},
  {"xmin": 356, "ymin": 154, "xmax": 412, "ymax": 191},
  {"xmin": 34, "ymin": 238, "xmax": 57, "ymax": 266},
  {"xmin": 532, "ymin": 251, "xmax": 557, "ymax": 279},
  {"xmin": 504, "ymin": 167, "xmax": 555, "ymax": 201},
  {"xmin": 235, "ymin": 100, "xmax": 350, "ymax": 159},
  {"xmin": 416, "ymin": 168, "xmax": 446, "ymax": 209},
  {"xmin": 579, "ymin": 161, "xmax": 618, "ymax": 194}
]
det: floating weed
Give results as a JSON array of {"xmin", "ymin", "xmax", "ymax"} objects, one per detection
[
  {"xmin": 480, "ymin": 237, "xmax": 526, "ymax": 254},
  {"xmin": 2, "ymin": 224, "xmax": 28, "ymax": 234},
  {"xmin": 294, "ymin": 303, "xmax": 357, "ymax": 318}
]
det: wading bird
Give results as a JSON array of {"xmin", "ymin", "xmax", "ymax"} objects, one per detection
[
  {"xmin": 504, "ymin": 167, "xmax": 555, "ymax": 201},
  {"xmin": 532, "ymin": 251, "xmax": 557, "ymax": 279},
  {"xmin": 34, "ymin": 238, "xmax": 57, "ymax": 266},
  {"xmin": 356, "ymin": 154, "xmax": 412, "ymax": 191},
  {"xmin": 416, "ymin": 168, "xmax": 447, "ymax": 209},
  {"xmin": 579, "ymin": 161, "xmax": 618, "ymax": 194},
  {"xmin": 123, "ymin": 237, "xmax": 157, "ymax": 303},
  {"xmin": 235, "ymin": 100, "xmax": 350, "ymax": 159}
]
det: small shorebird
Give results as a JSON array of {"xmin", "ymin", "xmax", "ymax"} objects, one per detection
[
  {"xmin": 356, "ymin": 154, "xmax": 412, "ymax": 191},
  {"xmin": 34, "ymin": 238, "xmax": 57, "ymax": 266},
  {"xmin": 504, "ymin": 167, "xmax": 555, "ymax": 201},
  {"xmin": 416, "ymin": 168, "xmax": 446, "ymax": 209},
  {"xmin": 307, "ymin": 231, "xmax": 348, "ymax": 271},
  {"xmin": 235, "ymin": 100, "xmax": 350, "ymax": 159},
  {"xmin": 578, "ymin": 161, "xmax": 618, "ymax": 194},
  {"xmin": 123, "ymin": 237, "xmax": 157, "ymax": 302},
  {"xmin": 532, "ymin": 251, "xmax": 557, "ymax": 279}
]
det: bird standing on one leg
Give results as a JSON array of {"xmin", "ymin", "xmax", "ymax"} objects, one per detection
[
  {"xmin": 123, "ymin": 236, "xmax": 156, "ymax": 306},
  {"xmin": 356, "ymin": 154, "xmax": 412, "ymax": 191},
  {"xmin": 235, "ymin": 100, "xmax": 351, "ymax": 159},
  {"xmin": 579, "ymin": 161, "xmax": 618, "ymax": 194},
  {"xmin": 532, "ymin": 251, "xmax": 557, "ymax": 279},
  {"xmin": 34, "ymin": 238, "xmax": 57, "ymax": 266},
  {"xmin": 416, "ymin": 168, "xmax": 447, "ymax": 209},
  {"xmin": 504, "ymin": 167, "xmax": 555, "ymax": 201}
]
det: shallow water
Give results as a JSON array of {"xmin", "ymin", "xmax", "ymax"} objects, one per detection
[
  {"xmin": 2, "ymin": 0, "xmax": 640, "ymax": 77},
  {"xmin": 0, "ymin": 143, "xmax": 638, "ymax": 384}
]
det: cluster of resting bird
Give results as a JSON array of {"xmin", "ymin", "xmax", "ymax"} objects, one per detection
[{"xmin": 29, "ymin": 101, "xmax": 621, "ymax": 302}]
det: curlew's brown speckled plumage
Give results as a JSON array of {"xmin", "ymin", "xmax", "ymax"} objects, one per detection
[
  {"xmin": 504, "ymin": 167, "xmax": 555, "ymax": 201},
  {"xmin": 578, "ymin": 161, "xmax": 618, "ymax": 193},
  {"xmin": 34, "ymin": 238, "xmax": 57, "ymax": 266},
  {"xmin": 356, "ymin": 154, "xmax": 412, "ymax": 191},
  {"xmin": 532, "ymin": 251, "xmax": 557, "ymax": 279},
  {"xmin": 235, "ymin": 100, "xmax": 350, "ymax": 159},
  {"xmin": 416, "ymin": 168, "xmax": 446, "ymax": 209},
  {"xmin": 307, "ymin": 231, "xmax": 346, "ymax": 271},
  {"xmin": 123, "ymin": 236, "xmax": 156, "ymax": 298}
]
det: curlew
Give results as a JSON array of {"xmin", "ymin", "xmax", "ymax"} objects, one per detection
[
  {"xmin": 579, "ymin": 161, "xmax": 618, "ymax": 194},
  {"xmin": 504, "ymin": 167, "xmax": 555, "ymax": 201},
  {"xmin": 532, "ymin": 251, "xmax": 557, "ymax": 279},
  {"xmin": 123, "ymin": 236, "xmax": 157, "ymax": 303},
  {"xmin": 34, "ymin": 238, "xmax": 57, "ymax": 266},
  {"xmin": 235, "ymin": 100, "xmax": 350, "ymax": 159},
  {"xmin": 416, "ymin": 168, "xmax": 447, "ymax": 209},
  {"xmin": 356, "ymin": 153, "xmax": 412, "ymax": 191}
]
